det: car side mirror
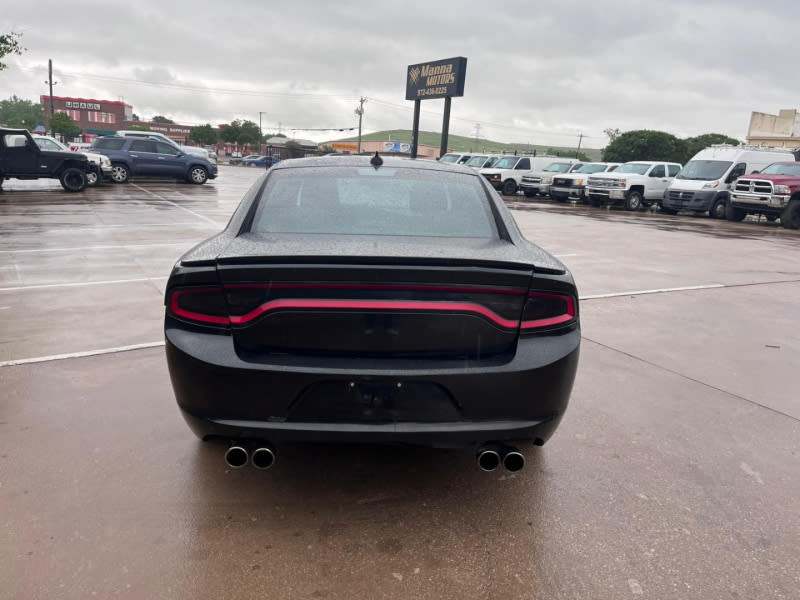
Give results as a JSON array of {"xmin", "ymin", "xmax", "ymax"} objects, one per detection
[{"xmin": 750, "ymin": 170, "xmax": 759, "ymax": 174}]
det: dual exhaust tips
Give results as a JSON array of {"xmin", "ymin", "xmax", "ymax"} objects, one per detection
[
  {"xmin": 477, "ymin": 444, "xmax": 525, "ymax": 473},
  {"xmin": 225, "ymin": 441, "xmax": 525, "ymax": 473},
  {"xmin": 224, "ymin": 442, "xmax": 276, "ymax": 470}
]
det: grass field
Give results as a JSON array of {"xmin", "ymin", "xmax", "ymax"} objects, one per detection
[{"xmin": 328, "ymin": 129, "xmax": 603, "ymax": 161}]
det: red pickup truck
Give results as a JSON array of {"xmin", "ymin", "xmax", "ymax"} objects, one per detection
[{"xmin": 728, "ymin": 161, "xmax": 800, "ymax": 228}]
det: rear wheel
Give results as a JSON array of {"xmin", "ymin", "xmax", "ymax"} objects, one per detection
[
  {"xmin": 59, "ymin": 167, "xmax": 86, "ymax": 192},
  {"xmin": 660, "ymin": 207, "xmax": 678, "ymax": 215},
  {"xmin": 780, "ymin": 198, "xmax": 800, "ymax": 229},
  {"xmin": 188, "ymin": 166, "xmax": 209, "ymax": 185},
  {"xmin": 590, "ymin": 197, "xmax": 602, "ymax": 207},
  {"xmin": 553, "ymin": 195, "xmax": 567, "ymax": 203},
  {"xmin": 523, "ymin": 190, "xmax": 536, "ymax": 198},
  {"xmin": 726, "ymin": 203, "xmax": 746, "ymax": 222},
  {"xmin": 110, "ymin": 163, "xmax": 129, "ymax": 183},
  {"xmin": 502, "ymin": 179, "xmax": 517, "ymax": 195},
  {"xmin": 765, "ymin": 215, "xmax": 778, "ymax": 222},
  {"xmin": 710, "ymin": 197, "xmax": 727, "ymax": 219},
  {"xmin": 624, "ymin": 190, "xmax": 643, "ymax": 211}
]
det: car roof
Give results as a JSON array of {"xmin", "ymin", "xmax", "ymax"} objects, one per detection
[
  {"xmin": 0, "ymin": 128, "xmax": 29, "ymax": 135},
  {"xmin": 270, "ymin": 154, "xmax": 479, "ymax": 175}
]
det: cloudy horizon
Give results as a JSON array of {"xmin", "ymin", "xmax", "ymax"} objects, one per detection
[{"xmin": 2, "ymin": 0, "xmax": 797, "ymax": 148}]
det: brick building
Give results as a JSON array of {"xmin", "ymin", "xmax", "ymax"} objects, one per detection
[{"xmin": 40, "ymin": 95, "xmax": 192, "ymax": 144}]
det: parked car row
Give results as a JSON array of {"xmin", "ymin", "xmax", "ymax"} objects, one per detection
[{"xmin": 446, "ymin": 145, "xmax": 800, "ymax": 229}]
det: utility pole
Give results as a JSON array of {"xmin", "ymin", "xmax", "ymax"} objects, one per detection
[
  {"xmin": 474, "ymin": 123, "xmax": 481, "ymax": 143},
  {"xmin": 576, "ymin": 133, "xmax": 584, "ymax": 159},
  {"xmin": 258, "ymin": 112, "xmax": 266, "ymax": 140},
  {"xmin": 45, "ymin": 58, "xmax": 57, "ymax": 134},
  {"xmin": 355, "ymin": 97, "xmax": 367, "ymax": 154}
]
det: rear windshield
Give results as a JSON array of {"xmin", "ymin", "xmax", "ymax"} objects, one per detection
[
  {"xmin": 249, "ymin": 167, "xmax": 497, "ymax": 238},
  {"xmin": 92, "ymin": 137, "xmax": 126, "ymax": 150},
  {"xmin": 761, "ymin": 163, "xmax": 800, "ymax": 176}
]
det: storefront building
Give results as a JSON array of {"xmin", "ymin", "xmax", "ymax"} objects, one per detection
[{"xmin": 39, "ymin": 95, "xmax": 193, "ymax": 144}]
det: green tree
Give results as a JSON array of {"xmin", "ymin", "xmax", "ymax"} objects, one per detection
[
  {"xmin": 0, "ymin": 32, "xmax": 25, "ymax": 71},
  {"xmin": 682, "ymin": 133, "xmax": 741, "ymax": 163},
  {"xmin": 602, "ymin": 130, "xmax": 686, "ymax": 163},
  {"xmin": 189, "ymin": 124, "xmax": 218, "ymax": 146},
  {"xmin": 284, "ymin": 140, "xmax": 305, "ymax": 158},
  {"xmin": 152, "ymin": 115, "xmax": 174, "ymax": 124},
  {"xmin": 0, "ymin": 95, "xmax": 43, "ymax": 128},
  {"xmin": 131, "ymin": 113, "xmax": 141, "ymax": 122},
  {"xmin": 218, "ymin": 120, "xmax": 241, "ymax": 144},
  {"xmin": 50, "ymin": 112, "xmax": 80, "ymax": 139},
  {"xmin": 237, "ymin": 120, "xmax": 261, "ymax": 145}
]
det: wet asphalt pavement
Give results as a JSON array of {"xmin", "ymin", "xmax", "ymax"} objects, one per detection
[{"xmin": 1, "ymin": 167, "xmax": 799, "ymax": 599}]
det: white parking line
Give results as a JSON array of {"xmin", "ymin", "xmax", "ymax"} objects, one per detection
[
  {"xmin": 131, "ymin": 184, "xmax": 223, "ymax": 226},
  {"xmin": 0, "ymin": 341, "xmax": 166, "ymax": 367},
  {"xmin": 580, "ymin": 284, "xmax": 725, "ymax": 300},
  {"xmin": 0, "ymin": 276, "xmax": 168, "ymax": 292},
  {"xmin": 0, "ymin": 242, "xmax": 191, "ymax": 254}
]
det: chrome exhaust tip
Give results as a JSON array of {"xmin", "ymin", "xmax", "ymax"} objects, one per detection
[
  {"xmin": 501, "ymin": 447, "xmax": 525, "ymax": 473},
  {"xmin": 251, "ymin": 445, "xmax": 276, "ymax": 470},
  {"xmin": 224, "ymin": 444, "xmax": 249, "ymax": 469},
  {"xmin": 476, "ymin": 445, "xmax": 502, "ymax": 472}
]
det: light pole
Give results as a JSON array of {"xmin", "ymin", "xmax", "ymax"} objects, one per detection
[
  {"xmin": 355, "ymin": 97, "xmax": 366, "ymax": 154},
  {"xmin": 258, "ymin": 112, "xmax": 266, "ymax": 153},
  {"xmin": 44, "ymin": 58, "xmax": 57, "ymax": 135}
]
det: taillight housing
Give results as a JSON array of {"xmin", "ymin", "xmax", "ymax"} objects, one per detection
[
  {"xmin": 520, "ymin": 291, "xmax": 576, "ymax": 332},
  {"xmin": 168, "ymin": 287, "xmax": 230, "ymax": 326}
]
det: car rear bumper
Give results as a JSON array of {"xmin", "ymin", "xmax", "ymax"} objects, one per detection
[{"xmin": 165, "ymin": 325, "xmax": 580, "ymax": 447}]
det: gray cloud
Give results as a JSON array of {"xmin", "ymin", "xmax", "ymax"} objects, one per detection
[{"xmin": 3, "ymin": 0, "xmax": 798, "ymax": 147}]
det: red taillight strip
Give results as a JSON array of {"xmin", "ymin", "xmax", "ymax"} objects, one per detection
[
  {"xmin": 228, "ymin": 298, "xmax": 521, "ymax": 329},
  {"xmin": 169, "ymin": 288, "xmax": 230, "ymax": 325},
  {"xmin": 520, "ymin": 292, "xmax": 576, "ymax": 330},
  {"xmin": 222, "ymin": 282, "xmax": 526, "ymax": 296}
]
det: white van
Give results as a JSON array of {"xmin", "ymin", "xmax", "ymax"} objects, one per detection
[
  {"xmin": 662, "ymin": 145, "xmax": 794, "ymax": 218},
  {"xmin": 438, "ymin": 152, "xmax": 476, "ymax": 165},
  {"xmin": 480, "ymin": 155, "xmax": 573, "ymax": 195}
]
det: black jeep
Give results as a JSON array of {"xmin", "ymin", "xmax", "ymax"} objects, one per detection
[{"xmin": 0, "ymin": 128, "xmax": 89, "ymax": 192}]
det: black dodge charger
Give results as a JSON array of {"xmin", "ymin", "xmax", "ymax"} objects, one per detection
[{"xmin": 165, "ymin": 155, "xmax": 579, "ymax": 472}]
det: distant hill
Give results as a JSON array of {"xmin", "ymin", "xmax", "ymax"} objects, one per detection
[{"xmin": 327, "ymin": 129, "xmax": 603, "ymax": 161}]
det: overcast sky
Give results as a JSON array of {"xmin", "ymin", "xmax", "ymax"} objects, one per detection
[{"xmin": 2, "ymin": 0, "xmax": 797, "ymax": 148}]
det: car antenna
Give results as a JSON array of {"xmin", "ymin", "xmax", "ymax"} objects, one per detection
[{"xmin": 370, "ymin": 151, "xmax": 383, "ymax": 168}]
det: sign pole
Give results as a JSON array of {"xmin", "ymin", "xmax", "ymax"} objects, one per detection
[
  {"xmin": 411, "ymin": 99, "xmax": 421, "ymax": 159},
  {"xmin": 440, "ymin": 96, "xmax": 452, "ymax": 159}
]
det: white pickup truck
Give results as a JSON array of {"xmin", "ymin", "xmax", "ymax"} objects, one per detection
[
  {"xmin": 519, "ymin": 160, "xmax": 582, "ymax": 197},
  {"xmin": 585, "ymin": 161, "xmax": 682, "ymax": 210}
]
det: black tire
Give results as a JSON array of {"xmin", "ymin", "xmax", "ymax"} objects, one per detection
[
  {"xmin": 188, "ymin": 166, "xmax": 209, "ymax": 185},
  {"xmin": 660, "ymin": 207, "xmax": 678, "ymax": 215},
  {"xmin": 709, "ymin": 197, "xmax": 727, "ymax": 219},
  {"xmin": 780, "ymin": 198, "xmax": 800, "ymax": 229},
  {"xmin": 624, "ymin": 190, "xmax": 643, "ymax": 211},
  {"xmin": 523, "ymin": 190, "xmax": 536, "ymax": 198},
  {"xmin": 59, "ymin": 167, "xmax": 86, "ymax": 192},
  {"xmin": 502, "ymin": 179, "xmax": 517, "ymax": 196},
  {"xmin": 85, "ymin": 166, "xmax": 101, "ymax": 187},
  {"xmin": 765, "ymin": 215, "xmax": 778, "ymax": 222},
  {"xmin": 726, "ymin": 203, "xmax": 746, "ymax": 222},
  {"xmin": 590, "ymin": 197, "xmax": 602, "ymax": 207},
  {"xmin": 110, "ymin": 163, "xmax": 130, "ymax": 184}
]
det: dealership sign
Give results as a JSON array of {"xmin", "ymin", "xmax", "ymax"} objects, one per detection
[{"xmin": 405, "ymin": 57, "xmax": 467, "ymax": 101}]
